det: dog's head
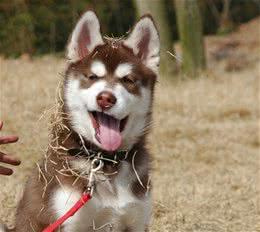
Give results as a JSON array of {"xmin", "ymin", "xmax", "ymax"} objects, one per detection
[{"xmin": 64, "ymin": 11, "xmax": 160, "ymax": 152}]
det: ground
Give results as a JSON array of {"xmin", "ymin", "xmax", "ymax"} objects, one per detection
[{"xmin": 0, "ymin": 18, "xmax": 259, "ymax": 231}]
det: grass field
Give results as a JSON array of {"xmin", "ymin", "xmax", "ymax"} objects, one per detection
[{"xmin": 0, "ymin": 19, "xmax": 259, "ymax": 231}]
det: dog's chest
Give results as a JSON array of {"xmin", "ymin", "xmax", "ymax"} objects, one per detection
[{"xmin": 51, "ymin": 162, "xmax": 151, "ymax": 232}]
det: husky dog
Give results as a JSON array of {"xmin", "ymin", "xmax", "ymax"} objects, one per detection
[{"xmin": 11, "ymin": 10, "xmax": 160, "ymax": 232}]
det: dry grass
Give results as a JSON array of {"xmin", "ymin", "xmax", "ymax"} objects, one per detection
[
  {"xmin": 0, "ymin": 21, "xmax": 259, "ymax": 231},
  {"xmin": 150, "ymin": 66, "xmax": 260, "ymax": 231}
]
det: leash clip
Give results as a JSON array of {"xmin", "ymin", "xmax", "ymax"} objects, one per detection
[{"xmin": 86, "ymin": 158, "xmax": 103, "ymax": 197}]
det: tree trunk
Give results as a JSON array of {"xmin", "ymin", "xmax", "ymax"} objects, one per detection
[
  {"xmin": 174, "ymin": 0, "xmax": 206, "ymax": 76},
  {"xmin": 14, "ymin": 0, "xmax": 34, "ymax": 56},
  {"xmin": 219, "ymin": 0, "xmax": 233, "ymax": 33},
  {"xmin": 134, "ymin": 0, "xmax": 177, "ymax": 76},
  {"xmin": 207, "ymin": 0, "xmax": 233, "ymax": 34}
]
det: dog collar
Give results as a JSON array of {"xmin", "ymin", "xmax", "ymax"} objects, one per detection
[{"xmin": 67, "ymin": 147, "xmax": 128, "ymax": 164}]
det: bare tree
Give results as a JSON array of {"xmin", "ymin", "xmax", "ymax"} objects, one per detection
[
  {"xmin": 134, "ymin": 0, "xmax": 177, "ymax": 76},
  {"xmin": 208, "ymin": 0, "xmax": 233, "ymax": 33},
  {"xmin": 174, "ymin": 0, "xmax": 206, "ymax": 75}
]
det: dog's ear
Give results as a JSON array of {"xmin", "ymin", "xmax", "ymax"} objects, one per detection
[
  {"xmin": 67, "ymin": 11, "xmax": 104, "ymax": 62},
  {"xmin": 124, "ymin": 15, "xmax": 160, "ymax": 73}
]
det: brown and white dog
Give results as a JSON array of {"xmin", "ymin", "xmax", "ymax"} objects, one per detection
[{"xmin": 9, "ymin": 10, "xmax": 160, "ymax": 232}]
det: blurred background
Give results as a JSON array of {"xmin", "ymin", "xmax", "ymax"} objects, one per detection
[
  {"xmin": 0, "ymin": 1, "xmax": 259, "ymax": 61},
  {"xmin": 0, "ymin": 0, "xmax": 260, "ymax": 75},
  {"xmin": 0, "ymin": 1, "xmax": 259, "ymax": 231}
]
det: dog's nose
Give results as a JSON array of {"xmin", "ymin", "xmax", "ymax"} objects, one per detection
[{"xmin": 97, "ymin": 91, "xmax": 117, "ymax": 110}]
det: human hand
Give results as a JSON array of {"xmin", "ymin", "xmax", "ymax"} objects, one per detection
[{"xmin": 0, "ymin": 120, "xmax": 21, "ymax": 175}]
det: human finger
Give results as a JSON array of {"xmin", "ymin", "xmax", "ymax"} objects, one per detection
[
  {"xmin": 0, "ymin": 166, "xmax": 13, "ymax": 176},
  {"xmin": 0, "ymin": 152, "xmax": 21, "ymax": 166},
  {"xmin": 0, "ymin": 135, "xmax": 19, "ymax": 144}
]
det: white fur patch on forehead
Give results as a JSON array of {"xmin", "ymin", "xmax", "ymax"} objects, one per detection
[
  {"xmin": 114, "ymin": 63, "xmax": 133, "ymax": 78},
  {"xmin": 90, "ymin": 60, "xmax": 107, "ymax": 77}
]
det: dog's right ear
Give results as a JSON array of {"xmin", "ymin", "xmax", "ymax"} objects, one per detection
[{"xmin": 67, "ymin": 11, "xmax": 104, "ymax": 62}]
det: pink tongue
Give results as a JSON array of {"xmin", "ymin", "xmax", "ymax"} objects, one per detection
[{"xmin": 97, "ymin": 113, "xmax": 122, "ymax": 151}]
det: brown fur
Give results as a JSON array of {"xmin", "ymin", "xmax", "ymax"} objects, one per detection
[
  {"xmin": 14, "ymin": 129, "xmax": 152, "ymax": 231},
  {"xmin": 13, "ymin": 42, "xmax": 156, "ymax": 232},
  {"xmin": 66, "ymin": 41, "xmax": 156, "ymax": 95},
  {"xmin": 13, "ymin": 13, "xmax": 158, "ymax": 231}
]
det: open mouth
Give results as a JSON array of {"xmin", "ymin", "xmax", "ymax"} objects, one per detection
[{"xmin": 89, "ymin": 111, "xmax": 128, "ymax": 151}]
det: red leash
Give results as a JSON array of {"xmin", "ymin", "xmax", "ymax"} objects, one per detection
[
  {"xmin": 43, "ymin": 192, "xmax": 91, "ymax": 232},
  {"xmin": 42, "ymin": 192, "xmax": 91, "ymax": 232},
  {"xmin": 42, "ymin": 158, "xmax": 103, "ymax": 232}
]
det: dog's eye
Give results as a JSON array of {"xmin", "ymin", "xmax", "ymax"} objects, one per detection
[
  {"xmin": 85, "ymin": 74, "xmax": 99, "ymax": 80},
  {"xmin": 122, "ymin": 76, "xmax": 136, "ymax": 84}
]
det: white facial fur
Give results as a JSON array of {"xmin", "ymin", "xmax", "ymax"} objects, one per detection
[
  {"xmin": 108, "ymin": 84, "xmax": 151, "ymax": 150},
  {"xmin": 115, "ymin": 63, "xmax": 133, "ymax": 78},
  {"xmin": 65, "ymin": 78, "xmax": 105, "ymax": 148},
  {"xmin": 65, "ymin": 12, "xmax": 158, "ymax": 151},
  {"xmin": 65, "ymin": 62, "xmax": 152, "ymax": 150},
  {"xmin": 90, "ymin": 60, "xmax": 107, "ymax": 77}
]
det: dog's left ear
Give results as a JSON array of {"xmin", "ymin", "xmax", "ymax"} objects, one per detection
[
  {"xmin": 124, "ymin": 15, "xmax": 160, "ymax": 73},
  {"xmin": 67, "ymin": 11, "xmax": 104, "ymax": 62}
]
